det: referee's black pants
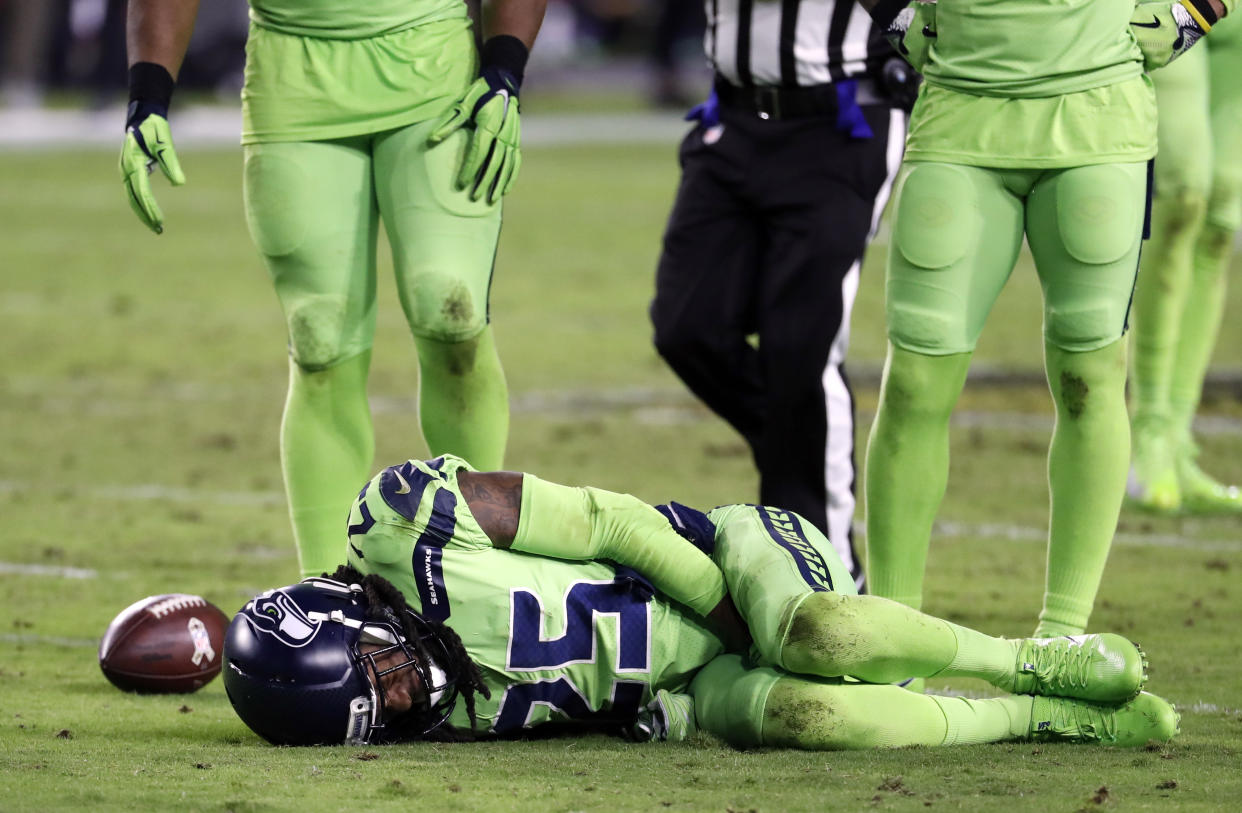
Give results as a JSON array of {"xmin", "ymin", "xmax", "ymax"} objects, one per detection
[{"xmin": 651, "ymin": 102, "xmax": 903, "ymax": 589}]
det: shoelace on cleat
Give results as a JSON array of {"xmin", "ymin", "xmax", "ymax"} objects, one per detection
[
  {"xmin": 1040, "ymin": 699, "xmax": 1118, "ymax": 744},
  {"xmin": 1035, "ymin": 639, "xmax": 1093, "ymax": 692}
]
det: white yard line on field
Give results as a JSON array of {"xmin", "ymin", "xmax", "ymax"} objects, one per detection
[
  {"xmin": 0, "ymin": 107, "xmax": 691, "ymax": 150},
  {"xmin": 0, "ymin": 562, "xmax": 97, "ymax": 578},
  {"xmin": 0, "ymin": 633, "xmax": 99, "ymax": 648}
]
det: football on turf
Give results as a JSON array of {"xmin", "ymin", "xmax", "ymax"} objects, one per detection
[{"xmin": 99, "ymin": 594, "xmax": 230, "ymax": 693}]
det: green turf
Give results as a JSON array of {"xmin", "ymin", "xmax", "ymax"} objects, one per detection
[{"xmin": 2, "ymin": 145, "xmax": 1240, "ymax": 811}]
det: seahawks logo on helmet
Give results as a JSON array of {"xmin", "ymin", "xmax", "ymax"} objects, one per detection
[{"xmin": 242, "ymin": 590, "xmax": 320, "ymax": 648}]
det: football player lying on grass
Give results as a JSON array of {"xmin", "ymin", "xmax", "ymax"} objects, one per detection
[{"xmin": 223, "ymin": 456, "xmax": 1178, "ymax": 749}]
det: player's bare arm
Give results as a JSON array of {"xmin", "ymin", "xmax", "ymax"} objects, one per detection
[
  {"xmin": 457, "ymin": 470, "xmax": 523, "ymax": 548},
  {"xmin": 126, "ymin": 0, "xmax": 200, "ymax": 75},
  {"xmin": 459, "ymin": 468, "xmax": 753, "ymax": 650},
  {"xmin": 484, "ymin": 0, "xmax": 549, "ymax": 49}
]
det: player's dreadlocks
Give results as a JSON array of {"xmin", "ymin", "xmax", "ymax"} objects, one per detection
[{"xmin": 326, "ymin": 564, "xmax": 491, "ymax": 742}]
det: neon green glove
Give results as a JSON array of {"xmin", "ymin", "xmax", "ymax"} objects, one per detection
[
  {"xmin": 427, "ymin": 36, "xmax": 529, "ymax": 205},
  {"xmin": 118, "ymin": 63, "xmax": 185, "ymax": 235},
  {"xmin": 428, "ymin": 74, "xmax": 521, "ymax": 205},
  {"xmin": 1131, "ymin": 0, "xmax": 1229, "ymax": 70},
  {"xmin": 885, "ymin": 1, "xmax": 937, "ymax": 72}
]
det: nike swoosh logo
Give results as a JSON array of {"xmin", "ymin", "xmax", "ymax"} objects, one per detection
[
  {"xmin": 1132, "ymin": 17, "xmax": 1162, "ymax": 28},
  {"xmin": 922, "ymin": 24, "xmax": 937, "ymax": 38},
  {"xmin": 393, "ymin": 469, "xmax": 412, "ymax": 494}
]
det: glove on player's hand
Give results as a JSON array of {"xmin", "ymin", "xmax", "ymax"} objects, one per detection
[
  {"xmin": 627, "ymin": 690, "xmax": 696, "ymax": 742},
  {"xmin": 885, "ymin": 1, "xmax": 936, "ymax": 72},
  {"xmin": 119, "ymin": 96, "xmax": 184, "ymax": 234},
  {"xmin": 429, "ymin": 67, "xmax": 522, "ymax": 205},
  {"xmin": 1131, "ymin": 0, "xmax": 1229, "ymax": 70}
]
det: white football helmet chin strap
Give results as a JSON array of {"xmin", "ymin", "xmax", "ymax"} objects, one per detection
[
  {"xmin": 345, "ymin": 696, "xmax": 374, "ymax": 745},
  {"xmin": 426, "ymin": 661, "xmax": 448, "ymax": 707}
]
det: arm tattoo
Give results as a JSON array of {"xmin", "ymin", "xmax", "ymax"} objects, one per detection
[{"xmin": 457, "ymin": 471, "xmax": 522, "ymax": 548}]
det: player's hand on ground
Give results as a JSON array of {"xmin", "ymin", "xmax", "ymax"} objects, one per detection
[
  {"xmin": 707, "ymin": 594, "xmax": 752, "ymax": 653},
  {"xmin": 429, "ymin": 70, "xmax": 522, "ymax": 205},
  {"xmin": 119, "ymin": 101, "xmax": 185, "ymax": 234}
]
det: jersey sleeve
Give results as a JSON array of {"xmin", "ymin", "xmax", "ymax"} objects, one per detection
[{"xmin": 510, "ymin": 474, "xmax": 727, "ymax": 617}]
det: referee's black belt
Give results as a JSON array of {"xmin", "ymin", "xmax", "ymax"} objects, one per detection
[{"xmin": 714, "ymin": 76, "xmax": 884, "ymax": 120}]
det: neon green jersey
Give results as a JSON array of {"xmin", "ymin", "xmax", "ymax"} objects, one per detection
[
  {"xmin": 344, "ymin": 457, "xmax": 725, "ymax": 735},
  {"xmin": 905, "ymin": 0, "xmax": 1156, "ymax": 167},
  {"xmin": 924, "ymin": 0, "xmax": 1143, "ymax": 97},
  {"xmin": 247, "ymin": 0, "xmax": 465, "ymax": 39}
]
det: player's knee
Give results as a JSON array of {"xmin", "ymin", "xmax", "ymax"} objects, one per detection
[
  {"xmin": 1156, "ymin": 182, "xmax": 1211, "ymax": 239},
  {"xmin": 1047, "ymin": 340, "xmax": 1127, "ymax": 421},
  {"xmin": 286, "ymin": 293, "xmax": 358, "ymax": 371},
  {"xmin": 404, "ymin": 271, "xmax": 487, "ymax": 342},
  {"xmin": 1196, "ymin": 222, "xmax": 1235, "ymax": 269},
  {"xmin": 1044, "ymin": 305, "xmax": 1125, "ymax": 352},
  {"xmin": 779, "ymin": 592, "xmax": 858, "ymax": 677},
  {"xmin": 1206, "ymin": 172, "xmax": 1242, "ymax": 237},
  {"xmin": 878, "ymin": 349, "xmax": 959, "ymax": 423}
]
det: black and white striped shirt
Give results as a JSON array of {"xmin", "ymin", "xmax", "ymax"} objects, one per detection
[{"xmin": 705, "ymin": 0, "xmax": 894, "ymax": 88}]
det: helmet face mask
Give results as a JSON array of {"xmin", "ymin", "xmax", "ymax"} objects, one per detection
[{"xmin": 224, "ymin": 578, "xmax": 462, "ymax": 745}]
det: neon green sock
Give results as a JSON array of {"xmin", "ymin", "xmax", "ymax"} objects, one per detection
[
  {"xmin": 761, "ymin": 681, "xmax": 1031, "ymax": 749},
  {"xmin": 1168, "ymin": 221, "xmax": 1230, "ymax": 439},
  {"xmin": 281, "ymin": 351, "xmax": 375, "ymax": 578},
  {"xmin": 414, "ymin": 326, "xmax": 509, "ymax": 471},
  {"xmin": 864, "ymin": 344, "xmax": 971, "ymax": 610},
  {"xmin": 1130, "ymin": 193, "xmax": 1204, "ymax": 436},
  {"xmin": 932, "ymin": 694, "xmax": 1033, "ymax": 745},
  {"xmin": 1037, "ymin": 339, "xmax": 1130, "ymax": 637}
]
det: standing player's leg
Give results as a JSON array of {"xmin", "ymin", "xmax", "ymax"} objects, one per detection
[
  {"xmin": 1168, "ymin": 22, "xmax": 1242, "ymax": 512},
  {"xmin": 373, "ymin": 117, "xmax": 509, "ymax": 471},
  {"xmin": 651, "ymin": 112, "xmax": 765, "ymax": 456},
  {"xmin": 749, "ymin": 105, "xmax": 903, "ymax": 588},
  {"xmin": 1129, "ymin": 46, "xmax": 1213, "ymax": 513},
  {"xmin": 865, "ymin": 163, "xmax": 1025, "ymax": 610},
  {"xmin": 243, "ymin": 136, "xmax": 381, "ymax": 577},
  {"xmin": 691, "ymin": 655, "xmax": 1177, "ymax": 750},
  {"xmin": 1025, "ymin": 162, "xmax": 1149, "ymax": 637}
]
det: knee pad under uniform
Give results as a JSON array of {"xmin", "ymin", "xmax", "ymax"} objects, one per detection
[{"xmin": 886, "ymin": 163, "xmax": 1024, "ymax": 354}]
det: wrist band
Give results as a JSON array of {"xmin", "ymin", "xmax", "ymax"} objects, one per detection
[
  {"xmin": 480, "ymin": 35, "xmax": 529, "ymax": 89},
  {"xmin": 128, "ymin": 62, "xmax": 175, "ymax": 107},
  {"xmin": 1180, "ymin": 0, "xmax": 1220, "ymax": 29}
]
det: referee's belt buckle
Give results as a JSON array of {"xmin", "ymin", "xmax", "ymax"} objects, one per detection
[{"xmin": 752, "ymin": 86, "xmax": 783, "ymax": 120}]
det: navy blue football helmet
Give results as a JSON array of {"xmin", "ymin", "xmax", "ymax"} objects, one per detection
[{"xmin": 223, "ymin": 577, "xmax": 461, "ymax": 745}]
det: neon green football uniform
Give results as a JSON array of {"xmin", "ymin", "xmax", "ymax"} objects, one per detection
[
  {"xmin": 344, "ymin": 455, "xmax": 864, "ymax": 735},
  {"xmin": 344, "ymin": 456, "xmax": 725, "ymax": 732},
  {"xmin": 867, "ymin": 0, "xmax": 1166, "ymax": 637},
  {"xmin": 239, "ymin": 0, "xmax": 511, "ymax": 580},
  {"xmin": 340, "ymin": 456, "xmax": 1164, "ymax": 749}
]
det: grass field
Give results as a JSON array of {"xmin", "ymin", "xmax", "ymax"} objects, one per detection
[{"xmin": 2, "ymin": 135, "xmax": 1241, "ymax": 812}]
